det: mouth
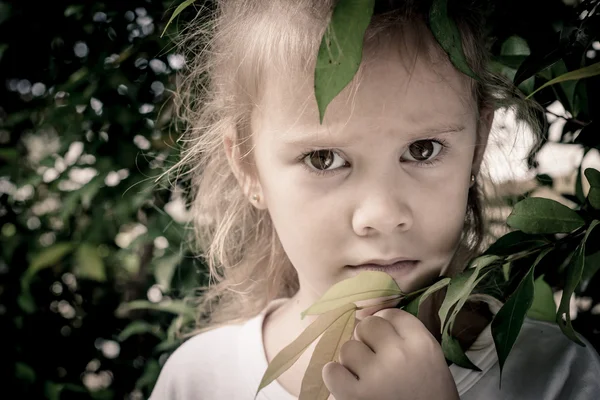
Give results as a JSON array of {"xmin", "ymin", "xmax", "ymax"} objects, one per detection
[{"xmin": 348, "ymin": 260, "xmax": 419, "ymax": 275}]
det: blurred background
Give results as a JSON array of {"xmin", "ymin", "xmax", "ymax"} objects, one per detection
[{"xmin": 0, "ymin": 0, "xmax": 599, "ymax": 399}]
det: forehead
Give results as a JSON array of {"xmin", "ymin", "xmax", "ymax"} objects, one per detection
[{"xmin": 253, "ymin": 38, "xmax": 476, "ymax": 142}]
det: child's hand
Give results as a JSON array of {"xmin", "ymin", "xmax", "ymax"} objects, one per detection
[{"xmin": 322, "ymin": 309, "xmax": 459, "ymax": 400}]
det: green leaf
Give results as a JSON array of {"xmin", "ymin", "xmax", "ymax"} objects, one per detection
[
  {"xmin": 585, "ymin": 168, "xmax": 600, "ymax": 188},
  {"xmin": 299, "ymin": 309, "xmax": 355, "ymax": 400},
  {"xmin": 116, "ymin": 299, "xmax": 196, "ymax": 320},
  {"xmin": 502, "ymin": 262, "xmax": 511, "ymax": 282},
  {"xmin": 492, "ymin": 249, "xmax": 551, "ymax": 377},
  {"xmin": 314, "ymin": 0, "xmax": 375, "ymax": 124},
  {"xmin": 402, "ymin": 277, "xmax": 450, "ymax": 317},
  {"xmin": 441, "ymin": 329, "xmax": 481, "ymax": 371},
  {"xmin": 117, "ymin": 321, "xmax": 165, "ymax": 342},
  {"xmin": 506, "ymin": 197, "xmax": 585, "ymax": 234},
  {"xmin": 556, "ymin": 220, "xmax": 600, "ymax": 346},
  {"xmin": 500, "ymin": 36, "xmax": 530, "ymax": 57},
  {"xmin": 438, "ymin": 270, "xmax": 477, "ymax": 332},
  {"xmin": 585, "ymin": 169, "xmax": 600, "ymax": 209},
  {"xmin": 437, "ymin": 255, "xmax": 498, "ymax": 330},
  {"xmin": 483, "ymin": 230, "xmax": 548, "ymax": 257},
  {"xmin": 527, "ymin": 61, "xmax": 600, "ymax": 99},
  {"xmin": 136, "ymin": 359, "xmax": 161, "ymax": 390},
  {"xmin": 161, "ymin": 0, "xmax": 196, "ymax": 37},
  {"xmin": 527, "ymin": 275, "xmax": 556, "ymax": 323},
  {"xmin": 257, "ymin": 303, "xmax": 357, "ymax": 394},
  {"xmin": 26, "ymin": 242, "xmax": 75, "ymax": 277},
  {"xmin": 576, "ymin": 163, "xmax": 586, "ymax": 204},
  {"xmin": 153, "ymin": 252, "xmax": 183, "ymax": 289},
  {"xmin": 301, "ymin": 271, "xmax": 401, "ymax": 318},
  {"xmin": 574, "ymin": 120, "xmax": 599, "ymax": 149},
  {"xmin": 17, "ymin": 292, "xmax": 36, "ymax": 314},
  {"xmin": 74, "ymin": 243, "xmax": 106, "ymax": 282},
  {"xmin": 15, "ymin": 362, "xmax": 36, "ymax": 383},
  {"xmin": 429, "ymin": 0, "xmax": 476, "ymax": 79},
  {"xmin": 21, "ymin": 243, "xmax": 75, "ymax": 298}
]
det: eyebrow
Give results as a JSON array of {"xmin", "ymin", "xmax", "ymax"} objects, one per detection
[{"xmin": 281, "ymin": 123, "xmax": 467, "ymax": 146}]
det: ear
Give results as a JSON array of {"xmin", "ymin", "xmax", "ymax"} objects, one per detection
[
  {"xmin": 223, "ymin": 127, "xmax": 267, "ymax": 210},
  {"xmin": 471, "ymin": 107, "xmax": 494, "ymax": 176}
]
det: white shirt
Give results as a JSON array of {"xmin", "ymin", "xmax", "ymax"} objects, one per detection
[{"xmin": 150, "ymin": 299, "xmax": 600, "ymax": 399}]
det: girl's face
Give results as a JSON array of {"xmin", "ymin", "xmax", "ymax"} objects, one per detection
[{"xmin": 247, "ymin": 44, "xmax": 490, "ymax": 304}]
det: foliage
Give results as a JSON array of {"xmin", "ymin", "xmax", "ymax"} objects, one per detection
[{"xmin": 0, "ymin": 1, "xmax": 202, "ymax": 398}]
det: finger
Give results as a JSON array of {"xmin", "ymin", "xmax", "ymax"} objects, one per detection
[
  {"xmin": 322, "ymin": 361, "xmax": 358, "ymax": 399},
  {"xmin": 338, "ymin": 339, "xmax": 374, "ymax": 377},
  {"xmin": 373, "ymin": 308, "xmax": 429, "ymax": 338},
  {"xmin": 354, "ymin": 315, "xmax": 398, "ymax": 353}
]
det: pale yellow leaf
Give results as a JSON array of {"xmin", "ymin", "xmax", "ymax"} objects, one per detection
[
  {"xmin": 299, "ymin": 309, "xmax": 356, "ymax": 400},
  {"xmin": 302, "ymin": 271, "xmax": 401, "ymax": 317},
  {"xmin": 256, "ymin": 302, "xmax": 357, "ymax": 395}
]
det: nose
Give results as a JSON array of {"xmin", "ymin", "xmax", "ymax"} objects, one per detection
[{"xmin": 351, "ymin": 174, "xmax": 414, "ymax": 237}]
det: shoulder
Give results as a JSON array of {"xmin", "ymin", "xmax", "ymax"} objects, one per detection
[
  {"xmin": 516, "ymin": 318, "xmax": 600, "ymax": 369},
  {"xmin": 466, "ymin": 318, "xmax": 600, "ymax": 399},
  {"xmin": 148, "ymin": 322, "xmax": 249, "ymax": 400}
]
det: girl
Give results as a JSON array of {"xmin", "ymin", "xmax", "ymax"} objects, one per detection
[{"xmin": 151, "ymin": 0, "xmax": 600, "ymax": 399}]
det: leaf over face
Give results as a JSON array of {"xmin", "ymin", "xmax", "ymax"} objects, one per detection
[
  {"xmin": 556, "ymin": 220, "xmax": 600, "ymax": 346},
  {"xmin": 299, "ymin": 309, "xmax": 355, "ymax": 400},
  {"xmin": 492, "ymin": 248, "xmax": 551, "ymax": 378},
  {"xmin": 256, "ymin": 303, "xmax": 357, "ymax": 395},
  {"xmin": 506, "ymin": 197, "xmax": 585, "ymax": 234},
  {"xmin": 314, "ymin": 0, "xmax": 375, "ymax": 124},
  {"xmin": 429, "ymin": 0, "xmax": 476, "ymax": 79},
  {"xmin": 301, "ymin": 271, "xmax": 401, "ymax": 318}
]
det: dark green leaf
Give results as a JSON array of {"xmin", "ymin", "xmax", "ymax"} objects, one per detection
[
  {"xmin": 402, "ymin": 277, "xmax": 450, "ymax": 317},
  {"xmin": 492, "ymin": 248, "xmax": 551, "ymax": 377},
  {"xmin": 527, "ymin": 275, "xmax": 556, "ymax": 323},
  {"xmin": 576, "ymin": 163, "xmax": 586, "ymax": 204},
  {"xmin": 506, "ymin": 197, "xmax": 585, "ymax": 234},
  {"xmin": 527, "ymin": 61, "xmax": 600, "ymax": 99},
  {"xmin": 483, "ymin": 230, "xmax": 547, "ymax": 257},
  {"xmin": 429, "ymin": 0, "xmax": 476, "ymax": 79},
  {"xmin": 500, "ymin": 36, "xmax": 530, "ymax": 57},
  {"xmin": 441, "ymin": 329, "xmax": 481, "ymax": 371},
  {"xmin": 575, "ymin": 120, "xmax": 600, "ymax": 149},
  {"xmin": 161, "ymin": 0, "xmax": 196, "ymax": 37},
  {"xmin": 314, "ymin": 0, "xmax": 375, "ymax": 124},
  {"xmin": 557, "ymin": 220, "xmax": 600, "ymax": 346},
  {"xmin": 585, "ymin": 168, "xmax": 600, "ymax": 188},
  {"xmin": 513, "ymin": 43, "xmax": 564, "ymax": 86},
  {"xmin": 15, "ymin": 362, "xmax": 36, "ymax": 383},
  {"xmin": 116, "ymin": 299, "xmax": 196, "ymax": 320},
  {"xmin": 438, "ymin": 255, "xmax": 498, "ymax": 333},
  {"xmin": 74, "ymin": 243, "xmax": 106, "ymax": 282},
  {"xmin": 117, "ymin": 321, "xmax": 164, "ymax": 342}
]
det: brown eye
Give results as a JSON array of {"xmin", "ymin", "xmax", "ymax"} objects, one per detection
[
  {"xmin": 402, "ymin": 140, "xmax": 443, "ymax": 162},
  {"xmin": 303, "ymin": 150, "xmax": 346, "ymax": 171}
]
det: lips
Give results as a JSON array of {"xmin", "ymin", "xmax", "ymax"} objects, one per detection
[
  {"xmin": 348, "ymin": 259, "xmax": 419, "ymax": 275},
  {"xmin": 352, "ymin": 257, "xmax": 418, "ymax": 267}
]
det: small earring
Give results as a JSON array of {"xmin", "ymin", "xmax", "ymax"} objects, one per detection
[
  {"xmin": 470, "ymin": 174, "xmax": 476, "ymax": 187},
  {"xmin": 251, "ymin": 194, "xmax": 260, "ymax": 202}
]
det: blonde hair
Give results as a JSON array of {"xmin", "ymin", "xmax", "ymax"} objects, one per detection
[{"xmin": 169, "ymin": 0, "xmax": 544, "ymax": 334}]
